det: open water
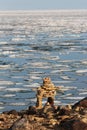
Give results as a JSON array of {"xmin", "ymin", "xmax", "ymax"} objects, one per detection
[{"xmin": 0, "ymin": 10, "xmax": 87, "ymax": 113}]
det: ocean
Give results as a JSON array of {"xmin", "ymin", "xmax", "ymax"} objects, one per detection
[{"xmin": 0, "ymin": 10, "xmax": 87, "ymax": 113}]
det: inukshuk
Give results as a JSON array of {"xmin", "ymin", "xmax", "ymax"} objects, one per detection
[{"xmin": 36, "ymin": 77, "xmax": 56, "ymax": 108}]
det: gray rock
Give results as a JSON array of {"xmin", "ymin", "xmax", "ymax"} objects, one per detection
[{"xmin": 9, "ymin": 117, "xmax": 33, "ymax": 130}]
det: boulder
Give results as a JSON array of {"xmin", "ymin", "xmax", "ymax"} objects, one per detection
[
  {"xmin": 72, "ymin": 97, "xmax": 87, "ymax": 109},
  {"xmin": 54, "ymin": 114, "xmax": 87, "ymax": 130},
  {"xmin": 9, "ymin": 117, "xmax": 33, "ymax": 130}
]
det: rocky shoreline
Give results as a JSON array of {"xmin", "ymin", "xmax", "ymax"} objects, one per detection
[{"xmin": 0, "ymin": 97, "xmax": 87, "ymax": 130}]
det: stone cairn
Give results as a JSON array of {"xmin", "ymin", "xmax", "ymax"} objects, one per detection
[{"xmin": 36, "ymin": 77, "xmax": 58, "ymax": 108}]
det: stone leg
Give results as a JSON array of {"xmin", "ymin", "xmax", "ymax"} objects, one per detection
[
  {"xmin": 36, "ymin": 95, "xmax": 42, "ymax": 108},
  {"xmin": 36, "ymin": 89, "xmax": 44, "ymax": 108}
]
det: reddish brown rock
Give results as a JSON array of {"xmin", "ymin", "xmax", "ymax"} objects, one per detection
[
  {"xmin": 55, "ymin": 115, "xmax": 87, "ymax": 130},
  {"xmin": 72, "ymin": 97, "xmax": 87, "ymax": 109}
]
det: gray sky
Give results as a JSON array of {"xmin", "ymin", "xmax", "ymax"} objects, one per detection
[{"xmin": 0, "ymin": 0, "xmax": 87, "ymax": 10}]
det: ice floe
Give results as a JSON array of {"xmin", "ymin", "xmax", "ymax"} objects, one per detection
[{"xmin": 76, "ymin": 69, "xmax": 87, "ymax": 73}]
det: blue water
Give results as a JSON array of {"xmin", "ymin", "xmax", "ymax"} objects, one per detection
[{"xmin": 0, "ymin": 10, "xmax": 87, "ymax": 113}]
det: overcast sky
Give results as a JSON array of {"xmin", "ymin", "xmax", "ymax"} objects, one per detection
[{"xmin": 0, "ymin": 0, "xmax": 87, "ymax": 10}]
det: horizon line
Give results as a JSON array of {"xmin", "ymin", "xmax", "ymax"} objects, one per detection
[{"xmin": 0, "ymin": 9, "xmax": 87, "ymax": 11}]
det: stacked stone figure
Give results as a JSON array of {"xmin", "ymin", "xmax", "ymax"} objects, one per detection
[{"xmin": 36, "ymin": 77, "xmax": 57, "ymax": 108}]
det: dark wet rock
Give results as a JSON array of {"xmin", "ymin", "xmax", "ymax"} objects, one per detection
[
  {"xmin": 58, "ymin": 108, "xmax": 71, "ymax": 116},
  {"xmin": 56, "ymin": 105, "xmax": 72, "ymax": 116},
  {"xmin": 8, "ymin": 110, "xmax": 18, "ymax": 115},
  {"xmin": 0, "ymin": 117, "xmax": 4, "ymax": 121},
  {"xmin": 3, "ymin": 111, "xmax": 9, "ymax": 114},
  {"xmin": 18, "ymin": 106, "xmax": 37, "ymax": 117},
  {"xmin": 27, "ymin": 106, "xmax": 37, "ymax": 115},
  {"xmin": 3, "ymin": 110, "xmax": 18, "ymax": 116},
  {"xmin": 58, "ymin": 107, "xmax": 71, "ymax": 116}
]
